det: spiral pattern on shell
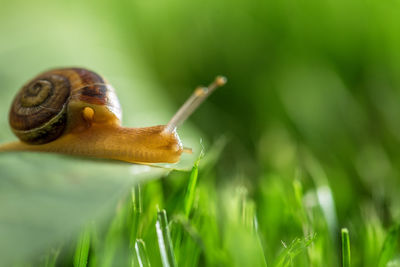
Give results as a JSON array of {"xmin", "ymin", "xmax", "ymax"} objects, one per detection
[{"xmin": 9, "ymin": 68, "xmax": 122, "ymax": 144}]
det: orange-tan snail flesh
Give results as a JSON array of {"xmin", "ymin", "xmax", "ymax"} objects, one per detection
[{"xmin": 0, "ymin": 68, "xmax": 226, "ymax": 164}]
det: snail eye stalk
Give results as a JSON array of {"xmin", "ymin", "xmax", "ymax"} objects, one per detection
[{"xmin": 163, "ymin": 76, "xmax": 227, "ymax": 133}]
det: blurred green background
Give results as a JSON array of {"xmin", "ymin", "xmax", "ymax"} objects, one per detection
[{"xmin": 1, "ymin": 0, "xmax": 400, "ymax": 266}]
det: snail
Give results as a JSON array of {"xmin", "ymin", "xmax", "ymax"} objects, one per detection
[{"xmin": 0, "ymin": 68, "xmax": 226, "ymax": 163}]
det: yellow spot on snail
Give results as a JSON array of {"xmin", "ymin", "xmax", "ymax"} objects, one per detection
[{"xmin": 82, "ymin": 107, "xmax": 95, "ymax": 123}]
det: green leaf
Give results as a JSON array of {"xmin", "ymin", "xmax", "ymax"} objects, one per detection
[{"xmin": 0, "ymin": 153, "xmax": 168, "ymax": 266}]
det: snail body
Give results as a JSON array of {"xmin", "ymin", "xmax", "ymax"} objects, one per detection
[{"xmin": 0, "ymin": 68, "xmax": 226, "ymax": 163}]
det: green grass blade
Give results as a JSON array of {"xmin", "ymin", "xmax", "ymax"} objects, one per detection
[
  {"xmin": 73, "ymin": 227, "xmax": 91, "ymax": 267},
  {"xmin": 341, "ymin": 228, "xmax": 351, "ymax": 267},
  {"xmin": 130, "ymin": 184, "xmax": 142, "ymax": 247},
  {"xmin": 253, "ymin": 214, "xmax": 268, "ymax": 267},
  {"xmin": 43, "ymin": 248, "xmax": 60, "ymax": 267},
  {"xmin": 134, "ymin": 239, "xmax": 151, "ymax": 267},
  {"xmin": 292, "ymin": 179, "xmax": 309, "ymax": 229},
  {"xmin": 88, "ymin": 224, "xmax": 99, "ymax": 267},
  {"xmin": 274, "ymin": 234, "xmax": 316, "ymax": 267},
  {"xmin": 173, "ymin": 155, "xmax": 202, "ymax": 263},
  {"xmin": 184, "ymin": 157, "xmax": 201, "ymax": 218},
  {"xmin": 156, "ymin": 209, "xmax": 177, "ymax": 267},
  {"xmin": 378, "ymin": 224, "xmax": 400, "ymax": 267},
  {"xmin": 132, "ymin": 184, "xmax": 142, "ymax": 216}
]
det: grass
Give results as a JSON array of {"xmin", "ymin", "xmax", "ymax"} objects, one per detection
[
  {"xmin": 156, "ymin": 209, "xmax": 177, "ymax": 267},
  {"xmin": 378, "ymin": 225, "xmax": 400, "ymax": 267},
  {"xmin": 27, "ymin": 150, "xmax": 398, "ymax": 267},
  {"xmin": 341, "ymin": 228, "xmax": 351, "ymax": 267},
  {"xmin": 134, "ymin": 239, "xmax": 151, "ymax": 267},
  {"xmin": 73, "ymin": 227, "xmax": 91, "ymax": 267}
]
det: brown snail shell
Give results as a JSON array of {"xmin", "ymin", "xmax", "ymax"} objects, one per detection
[{"xmin": 9, "ymin": 68, "xmax": 121, "ymax": 144}]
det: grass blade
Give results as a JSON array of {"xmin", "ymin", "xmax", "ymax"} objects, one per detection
[
  {"xmin": 184, "ymin": 157, "xmax": 201, "ymax": 218},
  {"xmin": 43, "ymin": 248, "xmax": 60, "ymax": 267},
  {"xmin": 341, "ymin": 228, "xmax": 351, "ymax": 267},
  {"xmin": 130, "ymin": 184, "xmax": 142, "ymax": 247},
  {"xmin": 274, "ymin": 234, "xmax": 316, "ymax": 267},
  {"xmin": 378, "ymin": 224, "xmax": 400, "ymax": 267},
  {"xmin": 243, "ymin": 200, "xmax": 268, "ymax": 267},
  {"xmin": 156, "ymin": 209, "xmax": 177, "ymax": 267},
  {"xmin": 134, "ymin": 239, "xmax": 151, "ymax": 267},
  {"xmin": 173, "ymin": 157, "xmax": 201, "ymax": 263},
  {"xmin": 74, "ymin": 227, "xmax": 91, "ymax": 267}
]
